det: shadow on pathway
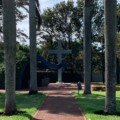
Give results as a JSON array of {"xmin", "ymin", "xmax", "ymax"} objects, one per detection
[{"xmin": 33, "ymin": 83, "xmax": 86, "ymax": 120}]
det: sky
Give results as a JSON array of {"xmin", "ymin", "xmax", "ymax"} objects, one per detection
[
  {"xmin": 17, "ymin": 0, "xmax": 120, "ymax": 44},
  {"xmin": 40, "ymin": 0, "xmax": 77, "ymax": 12},
  {"xmin": 40, "ymin": 0, "xmax": 120, "ymax": 11}
]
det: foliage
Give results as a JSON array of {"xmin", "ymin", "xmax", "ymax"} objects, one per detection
[
  {"xmin": 0, "ymin": 42, "xmax": 29, "ymax": 88},
  {"xmin": 15, "ymin": 0, "xmax": 120, "ymax": 72},
  {"xmin": 0, "ymin": 0, "xmax": 120, "ymax": 75},
  {"xmin": 0, "ymin": 92, "xmax": 46, "ymax": 120},
  {"xmin": 117, "ymin": 3, "xmax": 120, "ymax": 32},
  {"xmin": 37, "ymin": 0, "xmax": 106, "ymax": 72},
  {"xmin": 92, "ymin": 43, "xmax": 104, "ymax": 72},
  {"xmin": 73, "ymin": 91, "xmax": 120, "ymax": 120},
  {"xmin": 92, "ymin": 85, "xmax": 120, "ymax": 91},
  {"xmin": 117, "ymin": 32, "xmax": 120, "ymax": 59},
  {"xmin": 38, "ymin": 40, "xmax": 83, "ymax": 71},
  {"xmin": 39, "ymin": 0, "xmax": 83, "ymax": 42},
  {"xmin": 16, "ymin": 43, "xmax": 29, "ymax": 70},
  {"xmin": 37, "ymin": 1, "xmax": 84, "ymax": 71},
  {"xmin": 92, "ymin": 0, "xmax": 104, "ymax": 39},
  {"xmin": 0, "ymin": 42, "xmax": 4, "ymax": 72},
  {"xmin": 0, "ymin": 42, "xmax": 5, "ymax": 88}
]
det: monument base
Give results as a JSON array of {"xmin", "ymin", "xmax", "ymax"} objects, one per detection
[{"xmin": 56, "ymin": 81, "xmax": 64, "ymax": 84}]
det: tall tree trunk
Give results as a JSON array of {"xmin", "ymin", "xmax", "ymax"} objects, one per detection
[
  {"xmin": 3, "ymin": 0, "xmax": 17, "ymax": 115},
  {"xmin": 101, "ymin": 40, "xmax": 105, "ymax": 83},
  {"xmin": 29, "ymin": 0, "xmax": 38, "ymax": 94},
  {"xmin": 83, "ymin": 0, "xmax": 92, "ymax": 94},
  {"xmin": 104, "ymin": 0, "xmax": 117, "ymax": 114}
]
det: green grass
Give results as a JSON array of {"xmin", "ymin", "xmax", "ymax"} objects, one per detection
[
  {"xmin": 73, "ymin": 91, "xmax": 120, "ymax": 120},
  {"xmin": 0, "ymin": 92, "xmax": 46, "ymax": 120}
]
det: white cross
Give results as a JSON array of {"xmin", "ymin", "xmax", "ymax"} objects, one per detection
[{"xmin": 48, "ymin": 40, "xmax": 72, "ymax": 82}]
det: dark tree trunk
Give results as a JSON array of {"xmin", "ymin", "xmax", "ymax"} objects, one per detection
[
  {"xmin": 104, "ymin": 0, "xmax": 117, "ymax": 114},
  {"xmin": 3, "ymin": 0, "xmax": 17, "ymax": 115},
  {"xmin": 83, "ymin": 0, "xmax": 92, "ymax": 94},
  {"xmin": 29, "ymin": 0, "xmax": 38, "ymax": 94}
]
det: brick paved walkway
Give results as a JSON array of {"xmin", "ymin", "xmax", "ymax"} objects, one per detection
[{"xmin": 33, "ymin": 83, "xmax": 86, "ymax": 120}]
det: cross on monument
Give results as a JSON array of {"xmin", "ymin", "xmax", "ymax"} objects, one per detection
[{"xmin": 49, "ymin": 40, "xmax": 72, "ymax": 82}]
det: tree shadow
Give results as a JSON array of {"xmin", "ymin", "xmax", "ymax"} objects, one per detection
[
  {"xmin": 94, "ymin": 110, "xmax": 120, "ymax": 116},
  {"xmin": 0, "ymin": 111, "xmax": 32, "ymax": 119},
  {"xmin": 0, "ymin": 92, "xmax": 45, "ymax": 119},
  {"xmin": 34, "ymin": 92, "xmax": 84, "ymax": 116},
  {"xmin": 74, "ymin": 91, "xmax": 120, "ymax": 117}
]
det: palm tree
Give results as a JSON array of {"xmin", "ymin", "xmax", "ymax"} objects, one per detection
[
  {"xmin": 3, "ymin": 0, "xmax": 17, "ymax": 115},
  {"xmin": 29, "ymin": 0, "xmax": 38, "ymax": 94},
  {"xmin": 83, "ymin": 0, "xmax": 92, "ymax": 94},
  {"xmin": 104, "ymin": 0, "xmax": 117, "ymax": 114}
]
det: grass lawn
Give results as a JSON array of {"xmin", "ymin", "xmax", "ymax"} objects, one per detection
[
  {"xmin": 73, "ymin": 91, "xmax": 120, "ymax": 120},
  {"xmin": 0, "ymin": 92, "xmax": 46, "ymax": 120}
]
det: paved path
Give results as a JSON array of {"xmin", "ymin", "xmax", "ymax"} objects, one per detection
[{"xmin": 33, "ymin": 83, "xmax": 86, "ymax": 120}]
